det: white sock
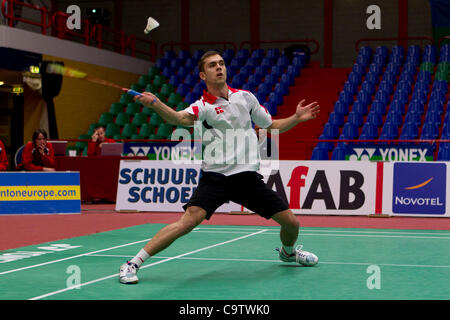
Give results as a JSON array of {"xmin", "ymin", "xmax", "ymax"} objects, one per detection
[
  {"xmin": 130, "ymin": 249, "xmax": 150, "ymax": 267},
  {"xmin": 282, "ymin": 245, "xmax": 294, "ymax": 255}
]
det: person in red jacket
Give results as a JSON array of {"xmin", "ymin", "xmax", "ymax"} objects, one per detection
[
  {"xmin": 87, "ymin": 125, "xmax": 115, "ymax": 156},
  {"xmin": 0, "ymin": 139, "xmax": 8, "ymax": 171},
  {"xmin": 21, "ymin": 129, "xmax": 55, "ymax": 171}
]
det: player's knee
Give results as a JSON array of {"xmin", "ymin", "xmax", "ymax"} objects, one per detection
[{"xmin": 179, "ymin": 207, "xmax": 205, "ymax": 235}]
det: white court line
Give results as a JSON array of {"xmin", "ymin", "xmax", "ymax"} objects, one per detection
[
  {"xmin": 195, "ymin": 227, "xmax": 450, "ymax": 236},
  {"xmin": 89, "ymin": 254, "xmax": 450, "ymax": 269},
  {"xmin": 192, "ymin": 230, "xmax": 450, "ymax": 240},
  {"xmin": 0, "ymin": 238, "xmax": 152, "ymax": 276},
  {"xmin": 28, "ymin": 229, "xmax": 267, "ymax": 300}
]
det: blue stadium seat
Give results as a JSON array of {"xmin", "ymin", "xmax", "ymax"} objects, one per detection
[
  {"xmin": 250, "ymin": 49, "xmax": 265, "ymax": 61},
  {"xmin": 178, "ymin": 50, "xmax": 190, "ymax": 61},
  {"xmin": 162, "ymin": 66, "xmax": 175, "ymax": 79},
  {"xmin": 311, "ymin": 146, "xmax": 329, "ymax": 160},
  {"xmin": 369, "ymin": 63, "xmax": 382, "ymax": 75},
  {"xmin": 230, "ymin": 57, "xmax": 245, "ymax": 69},
  {"xmin": 248, "ymin": 73, "xmax": 262, "ymax": 88},
  {"xmin": 339, "ymin": 91, "xmax": 354, "ymax": 106},
  {"xmin": 271, "ymin": 65, "xmax": 285, "ymax": 78},
  {"xmin": 333, "ymin": 101, "xmax": 349, "ymax": 115},
  {"xmin": 268, "ymin": 91, "xmax": 283, "ymax": 106},
  {"xmin": 261, "ymin": 56, "xmax": 275, "ymax": 69},
  {"xmin": 385, "ymin": 110, "xmax": 403, "ymax": 126},
  {"xmin": 242, "ymin": 82, "xmax": 256, "ymax": 92},
  {"xmin": 428, "ymin": 100, "xmax": 444, "ymax": 114},
  {"xmin": 176, "ymin": 83, "xmax": 190, "ymax": 97},
  {"xmin": 185, "ymin": 57, "xmax": 197, "ymax": 71},
  {"xmin": 348, "ymin": 71, "xmax": 362, "ymax": 85},
  {"xmin": 263, "ymin": 73, "xmax": 278, "ymax": 87},
  {"xmin": 365, "ymin": 71, "xmax": 380, "ymax": 85},
  {"xmin": 352, "ymin": 101, "xmax": 368, "ymax": 115},
  {"xmin": 361, "ymin": 80, "xmax": 375, "ymax": 95},
  {"xmin": 366, "ymin": 111, "xmax": 383, "ymax": 126},
  {"xmin": 328, "ymin": 111, "xmax": 345, "ymax": 127},
  {"xmin": 437, "ymin": 145, "xmax": 450, "ymax": 160},
  {"xmin": 245, "ymin": 57, "xmax": 260, "ymax": 70},
  {"xmin": 239, "ymin": 65, "xmax": 253, "ymax": 79},
  {"xmin": 170, "ymin": 58, "xmax": 183, "ymax": 70},
  {"xmin": 361, "ymin": 122, "xmax": 379, "ymax": 139},
  {"xmin": 389, "ymin": 100, "xmax": 405, "ymax": 114},
  {"xmin": 266, "ymin": 48, "xmax": 280, "ymax": 60},
  {"xmin": 192, "ymin": 49, "xmax": 205, "ymax": 61},
  {"xmin": 331, "ymin": 145, "xmax": 348, "ymax": 160},
  {"xmin": 317, "ymin": 134, "xmax": 334, "ymax": 151},
  {"xmin": 222, "ymin": 49, "xmax": 235, "ymax": 64},
  {"xmin": 421, "ymin": 122, "xmax": 440, "ymax": 139},
  {"xmin": 322, "ymin": 122, "xmax": 339, "ymax": 139},
  {"xmin": 169, "ymin": 74, "xmax": 182, "ymax": 88},
  {"xmin": 396, "ymin": 81, "xmax": 412, "ymax": 94},
  {"xmin": 433, "ymin": 80, "xmax": 448, "ymax": 94},
  {"xmin": 255, "ymin": 91, "xmax": 267, "ymax": 104},
  {"xmin": 192, "ymin": 82, "xmax": 205, "ymax": 97},
  {"xmin": 373, "ymin": 54, "xmax": 386, "ymax": 66},
  {"xmin": 230, "ymin": 73, "xmax": 246, "ymax": 88},
  {"xmin": 254, "ymin": 65, "xmax": 269, "ymax": 78},
  {"xmin": 155, "ymin": 57, "xmax": 168, "ymax": 70},
  {"xmin": 430, "ymin": 90, "xmax": 446, "ymax": 104},
  {"xmin": 184, "ymin": 92, "xmax": 198, "ymax": 105},
  {"xmin": 287, "ymin": 64, "xmax": 301, "ymax": 77},
  {"xmin": 392, "ymin": 89, "xmax": 409, "ymax": 105},
  {"xmin": 380, "ymin": 122, "xmax": 399, "ymax": 139},
  {"xmin": 400, "ymin": 122, "xmax": 419, "ymax": 139},
  {"xmin": 227, "ymin": 64, "xmax": 239, "ymax": 79},
  {"xmin": 280, "ymin": 73, "xmax": 295, "ymax": 86},
  {"xmin": 343, "ymin": 81, "xmax": 358, "ymax": 95},
  {"xmin": 404, "ymin": 111, "xmax": 422, "ymax": 126},
  {"xmin": 408, "ymin": 100, "xmax": 425, "ymax": 115},
  {"xmin": 274, "ymin": 82, "xmax": 289, "ymax": 96},
  {"xmin": 371, "ymin": 100, "xmax": 387, "ymax": 115},
  {"xmin": 276, "ymin": 55, "xmax": 290, "ymax": 69},
  {"xmin": 424, "ymin": 110, "xmax": 442, "ymax": 125},
  {"xmin": 236, "ymin": 49, "xmax": 250, "ymax": 61},
  {"xmin": 341, "ymin": 123, "xmax": 359, "ymax": 139},
  {"xmin": 356, "ymin": 91, "xmax": 371, "ymax": 106},
  {"xmin": 417, "ymin": 71, "xmax": 432, "ymax": 84},
  {"xmin": 292, "ymin": 55, "xmax": 307, "ymax": 68},
  {"xmin": 264, "ymin": 101, "xmax": 277, "ymax": 116},
  {"xmin": 347, "ymin": 111, "xmax": 364, "ymax": 127},
  {"xmin": 379, "ymin": 80, "xmax": 394, "ymax": 95},
  {"xmin": 257, "ymin": 82, "xmax": 272, "ymax": 97},
  {"xmin": 184, "ymin": 73, "xmax": 198, "ymax": 87}
]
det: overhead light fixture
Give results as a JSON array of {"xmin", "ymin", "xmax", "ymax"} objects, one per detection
[
  {"xmin": 12, "ymin": 86, "xmax": 24, "ymax": 94},
  {"xmin": 0, "ymin": 81, "xmax": 4, "ymax": 86}
]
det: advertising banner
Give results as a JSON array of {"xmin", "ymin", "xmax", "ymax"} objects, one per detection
[
  {"xmin": 346, "ymin": 144, "xmax": 434, "ymax": 161},
  {"xmin": 0, "ymin": 172, "xmax": 81, "ymax": 214}
]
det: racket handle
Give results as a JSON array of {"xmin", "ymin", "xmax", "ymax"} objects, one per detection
[{"xmin": 127, "ymin": 89, "xmax": 142, "ymax": 97}]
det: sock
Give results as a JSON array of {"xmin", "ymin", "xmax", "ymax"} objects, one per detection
[
  {"xmin": 282, "ymin": 245, "xmax": 294, "ymax": 255},
  {"xmin": 130, "ymin": 249, "xmax": 150, "ymax": 267}
]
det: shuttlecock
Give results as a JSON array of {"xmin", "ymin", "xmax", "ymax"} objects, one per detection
[{"xmin": 144, "ymin": 17, "xmax": 159, "ymax": 34}]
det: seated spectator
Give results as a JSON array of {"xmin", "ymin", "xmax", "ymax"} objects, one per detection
[
  {"xmin": 21, "ymin": 129, "xmax": 55, "ymax": 171},
  {"xmin": 0, "ymin": 139, "xmax": 8, "ymax": 171},
  {"xmin": 87, "ymin": 125, "xmax": 115, "ymax": 156}
]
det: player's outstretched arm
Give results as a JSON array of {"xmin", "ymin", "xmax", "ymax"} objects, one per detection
[
  {"xmin": 135, "ymin": 91, "xmax": 196, "ymax": 127},
  {"xmin": 268, "ymin": 99, "xmax": 320, "ymax": 133}
]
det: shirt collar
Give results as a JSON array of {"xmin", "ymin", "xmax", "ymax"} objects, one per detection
[{"xmin": 202, "ymin": 85, "xmax": 238, "ymax": 104}]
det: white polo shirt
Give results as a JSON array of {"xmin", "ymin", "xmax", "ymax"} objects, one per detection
[{"xmin": 184, "ymin": 86, "xmax": 273, "ymax": 176}]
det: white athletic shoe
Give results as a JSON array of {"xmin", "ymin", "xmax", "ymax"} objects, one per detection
[
  {"xmin": 119, "ymin": 261, "xmax": 139, "ymax": 284},
  {"xmin": 276, "ymin": 245, "xmax": 318, "ymax": 266}
]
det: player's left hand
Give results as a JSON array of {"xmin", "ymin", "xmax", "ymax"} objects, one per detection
[{"xmin": 295, "ymin": 99, "xmax": 320, "ymax": 122}]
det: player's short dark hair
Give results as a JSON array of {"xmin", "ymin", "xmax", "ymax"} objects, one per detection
[{"xmin": 198, "ymin": 50, "xmax": 222, "ymax": 73}]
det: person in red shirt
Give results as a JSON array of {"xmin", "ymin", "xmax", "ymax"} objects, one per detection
[
  {"xmin": 21, "ymin": 129, "xmax": 55, "ymax": 171},
  {"xmin": 0, "ymin": 139, "xmax": 8, "ymax": 171},
  {"xmin": 87, "ymin": 125, "xmax": 115, "ymax": 156}
]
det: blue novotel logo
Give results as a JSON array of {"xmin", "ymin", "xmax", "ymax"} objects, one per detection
[{"xmin": 392, "ymin": 163, "xmax": 446, "ymax": 214}]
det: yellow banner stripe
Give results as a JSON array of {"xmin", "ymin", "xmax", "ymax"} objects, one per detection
[{"xmin": 0, "ymin": 186, "xmax": 80, "ymax": 201}]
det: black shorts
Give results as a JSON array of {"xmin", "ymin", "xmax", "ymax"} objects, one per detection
[{"xmin": 182, "ymin": 170, "xmax": 289, "ymax": 220}]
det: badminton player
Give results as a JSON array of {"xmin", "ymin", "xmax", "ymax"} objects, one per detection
[{"xmin": 119, "ymin": 51, "xmax": 320, "ymax": 284}]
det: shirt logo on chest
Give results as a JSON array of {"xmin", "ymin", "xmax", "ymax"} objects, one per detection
[{"xmin": 214, "ymin": 106, "xmax": 225, "ymax": 114}]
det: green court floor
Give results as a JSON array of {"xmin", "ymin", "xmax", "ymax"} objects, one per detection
[{"xmin": 0, "ymin": 224, "xmax": 449, "ymax": 300}]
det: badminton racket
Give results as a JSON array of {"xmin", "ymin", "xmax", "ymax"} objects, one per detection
[{"xmin": 44, "ymin": 63, "xmax": 142, "ymax": 97}]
